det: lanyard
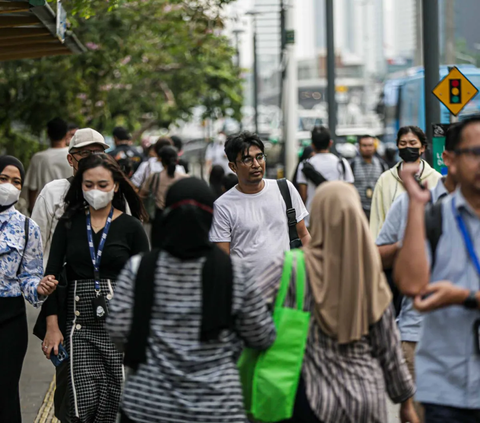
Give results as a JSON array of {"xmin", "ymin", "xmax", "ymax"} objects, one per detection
[
  {"xmin": 86, "ymin": 207, "xmax": 114, "ymax": 293},
  {"xmin": 452, "ymin": 198, "xmax": 480, "ymax": 279}
]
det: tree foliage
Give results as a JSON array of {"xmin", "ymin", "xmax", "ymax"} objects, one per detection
[{"xmin": 0, "ymin": 0, "xmax": 242, "ymax": 159}]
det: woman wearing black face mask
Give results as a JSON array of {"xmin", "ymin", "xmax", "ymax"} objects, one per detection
[
  {"xmin": 0, "ymin": 156, "xmax": 58, "ymax": 423},
  {"xmin": 369, "ymin": 126, "xmax": 442, "ymax": 239}
]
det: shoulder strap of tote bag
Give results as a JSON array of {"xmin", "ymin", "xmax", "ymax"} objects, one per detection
[
  {"xmin": 274, "ymin": 250, "xmax": 306, "ymax": 312},
  {"xmin": 294, "ymin": 250, "xmax": 306, "ymax": 311}
]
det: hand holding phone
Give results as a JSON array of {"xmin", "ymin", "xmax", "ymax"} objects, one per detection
[{"xmin": 50, "ymin": 343, "xmax": 69, "ymax": 367}]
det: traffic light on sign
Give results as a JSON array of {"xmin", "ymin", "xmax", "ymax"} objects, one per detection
[{"xmin": 449, "ymin": 79, "xmax": 461, "ymax": 104}]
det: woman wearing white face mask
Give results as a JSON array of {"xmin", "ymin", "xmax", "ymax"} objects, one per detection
[
  {"xmin": 0, "ymin": 155, "xmax": 58, "ymax": 423},
  {"xmin": 41, "ymin": 154, "xmax": 149, "ymax": 423}
]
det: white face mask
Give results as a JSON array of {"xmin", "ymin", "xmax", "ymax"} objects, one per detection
[
  {"xmin": 83, "ymin": 188, "xmax": 115, "ymax": 210},
  {"xmin": 0, "ymin": 183, "xmax": 21, "ymax": 206}
]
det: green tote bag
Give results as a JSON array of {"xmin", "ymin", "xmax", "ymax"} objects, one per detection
[{"xmin": 238, "ymin": 249, "xmax": 311, "ymax": 422}]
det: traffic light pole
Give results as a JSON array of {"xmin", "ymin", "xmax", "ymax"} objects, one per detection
[
  {"xmin": 326, "ymin": 0, "xmax": 336, "ymax": 143},
  {"xmin": 422, "ymin": 0, "xmax": 440, "ymax": 165}
]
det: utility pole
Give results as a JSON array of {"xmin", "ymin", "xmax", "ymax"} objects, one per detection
[
  {"xmin": 414, "ymin": 0, "xmax": 423, "ymax": 66},
  {"xmin": 445, "ymin": 0, "xmax": 456, "ymax": 64},
  {"xmin": 253, "ymin": 25, "xmax": 259, "ymax": 134},
  {"xmin": 247, "ymin": 10, "xmax": 260, "ymax": 134},
  {"xmin": 326, "ymin": 0, "xmax": 336, "ymax": 142},
  {"xmin": 422, "ymin": 0, "xmax": 440, "ymax": 165},
  {"xmin": 283, "ymin": 1, "xmax": 297, "ymax": 179}
]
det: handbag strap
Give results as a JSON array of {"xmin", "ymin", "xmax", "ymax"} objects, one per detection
[
  {"xmin": 295, "ymin": 250, "xmax": 306, "ymax": 311},
  {"xmin": 274, "ymin": 250, "xmax": 306, "ymax": 312}
]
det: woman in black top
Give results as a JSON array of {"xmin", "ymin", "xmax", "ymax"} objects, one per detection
[{"xmin": 42, "ymin": 154, "xmax": 149, "ymax": 423}]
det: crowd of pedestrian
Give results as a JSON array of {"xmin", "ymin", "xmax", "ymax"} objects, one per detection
[{"xmin": 0, "ymin": 116, "xmax": 479, "ymax": 423}]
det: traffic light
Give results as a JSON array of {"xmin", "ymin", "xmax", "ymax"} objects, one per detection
[{"xmin": 449, "ymin": 79, "xmax": 461, "ymax": 104}]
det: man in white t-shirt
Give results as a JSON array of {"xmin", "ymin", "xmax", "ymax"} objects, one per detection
[
  {"xmin": 297, "ymin": 126, "xmax": 355, "ymax": 226},
  {"xmin": 24, "ymin": 118, "xmax": 73, "ymax": 212},
  {"xmin": 31, "ymin": 128, "xmax": 110, "ymax": 264},
  {"xmin": 210, "ymin": 132, "xmax": 310, "ymax": 276}
]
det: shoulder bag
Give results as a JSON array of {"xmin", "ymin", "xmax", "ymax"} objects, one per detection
[{"xmin": 238, "ymin": 249, "xmax": 310, "ymax": 422}]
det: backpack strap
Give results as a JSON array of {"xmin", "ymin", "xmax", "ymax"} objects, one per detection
[
  {"xmin": 124, "ymin": 249, "xmax": 161, "ymax": 370},
  {"xmin": 17, "ymin": 217, "xmax": 29, "ymax": 276},
  {"xmin": 337, "ymin": 158, "xmax": 346, "ymax": 180},
  {"xmin": 425, "ymin": 198, "xmax": 444, "ymax": 270},
  {"xmin": 277, "ymin": 179, "xmax": 302, "ymax": 249},
  {"xmin": 349, "ymin": 158, "xmax": 356, "ymax": 175}
]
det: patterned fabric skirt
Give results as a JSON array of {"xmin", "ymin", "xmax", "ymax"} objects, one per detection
[{"xmin": 64, "ymin": 279, "xmax": 123, "ymax": 423}]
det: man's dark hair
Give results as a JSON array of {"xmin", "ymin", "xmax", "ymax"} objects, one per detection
[
  {"xmin": 47, "ymin": 117, "xmax": 68, "ymax": 142},
  {"xmin": 112, "ymin": 126, "xmax": 131, "ymax": 141},
  {"xmin": 396, "ymin": 126, "xmax": 427, "ymax": 146},
  {"xmin": 358, "ymin": 135, "xmax": 375, "ymax": 145},
  {"xmin": 224, "ymin": 131, "xmax": 264, "ymax": 163},
  {"xmin": 67, "ymin": 122, "xmax": 79, "ymax": 131},
  {"xmin": 170, "ymin": 135, "xmax": 183, "ymax": 152},
  {"xmin": 454, "ymin": 114, "xmax": 480, "ymax": 149},
  {"xmin": 311, "ymin": 126, "xmax": 331, "ymax": 151},
  {"xmin": 444, "ymin": 123, "xmax": 461, "ymax": 152},
  {"xmin": 154, "ymin": 137, "xmax": 173, "ymax": 157}
]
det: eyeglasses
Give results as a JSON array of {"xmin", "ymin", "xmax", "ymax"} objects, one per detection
[
  {"xmin": 237, "ymin": 153, "xmax": 267, "ymax": 167},
  {"xmin": 455, "ymin": 147, "xmax": 480, "ymax": 163},
  {"xmin": 71, "ymin": 150, "xmax": 104, "ymax": 159}
]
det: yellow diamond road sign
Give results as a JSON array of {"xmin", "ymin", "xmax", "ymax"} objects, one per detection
[{"xmin": 433, "ymin": 66, "xmax": 479, "ymax": 116}]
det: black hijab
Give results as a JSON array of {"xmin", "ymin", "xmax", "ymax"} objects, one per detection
[
  {"xmin": 126, "ymin": 178, "xmax": 233, "ymax": 369},
  {"xmin": 159, "ymin": 177, "xmax": 216, "ymax": 259},
  {"xmin": 0, "ymin": 156, "xmax": 25, "ymax": 212},
  {"xmin": 161, "ymin": 178, "xmax": 233, "ymax": 341}
]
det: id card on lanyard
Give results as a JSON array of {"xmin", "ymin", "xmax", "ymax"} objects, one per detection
[
  {"xmin": 86, "ymin": 207, "xmax": 114, "ymax": 321},
  {"xmin": 452, "ymin": 198, "xmax": 480, "ymax": 353}
]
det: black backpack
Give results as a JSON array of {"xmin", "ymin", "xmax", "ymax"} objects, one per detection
[
  {"xmin": 425, "ymin": 197, "xmax": 445, "ymax": 270},
  {"xmin": 301, "ymin": 158, "xmax": 346, "ymax": 187}
]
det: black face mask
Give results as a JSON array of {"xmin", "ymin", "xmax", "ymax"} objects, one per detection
[{"xmin": 399, "ymin": 147, "xmax": 421, "ymax": 163}]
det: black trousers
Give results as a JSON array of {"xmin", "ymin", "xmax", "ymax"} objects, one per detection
[
  {"xmin": 0, "ymin": 306, "xmax": 28, "ymax": 423},
  {"xmin": 150, "ymin": 208, "xmax": 164, "ymax": 249},
  {"xmin": 423, "ymin": 403, "xmax": 480, "ymax": 423},
  {"xmin": 279, "ymin": 376, "xmax": 323, "ymax": 423}
]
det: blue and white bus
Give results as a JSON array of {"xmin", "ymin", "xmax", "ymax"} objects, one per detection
[{"xmin": 381, "ymin": 65, "xmax": 480, "ymax": 143}]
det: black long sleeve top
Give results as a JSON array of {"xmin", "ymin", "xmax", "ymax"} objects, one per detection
[{"xmin": 44, "ymin": 211, "xmax": 149, "ymax": 316}]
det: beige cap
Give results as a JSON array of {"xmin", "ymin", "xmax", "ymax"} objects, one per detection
[{"xmin": 68, "ymin": 128, "xmax": 110, "ymax": 152}]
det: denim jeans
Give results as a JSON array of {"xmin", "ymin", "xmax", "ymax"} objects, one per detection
[{"xmin": 423, "ymin": 403, "xmax": 480, "ymax": 423}]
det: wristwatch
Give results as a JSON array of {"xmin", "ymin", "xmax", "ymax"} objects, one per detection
[{"xmin": 463, "ymin": 291, "xmax": 479, "ymax": 309}]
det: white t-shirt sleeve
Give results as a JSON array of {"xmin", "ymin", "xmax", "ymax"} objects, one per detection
[
  {"xmin": 24, "ymin": 154, "xmax": 39, "ymax": 191},
  {"xmin": 342, "ymin": 158, "xmax": 355, "ymax": 183},
  {"xmin": 210, "ymin": 203, "xmax": 232, "ymax": 243},
  {"xmin": 131, "ymin": 161, "xmax": 148, "ymax": 188},
  {"xmin": 31, "ymin": 188, "xmax": 53, "ymax": 253},
  {"xmin": 287, "ymin": 180, "xmax": 309, "ymax": 223},
  {"xmin": 296, "ymin": 161, "xmax": 307, "ymax": 185}
]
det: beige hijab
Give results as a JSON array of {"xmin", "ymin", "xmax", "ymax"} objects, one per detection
[{"xmin": 303, "ymin": 181, "xmax": 392, "ymax": 344}]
